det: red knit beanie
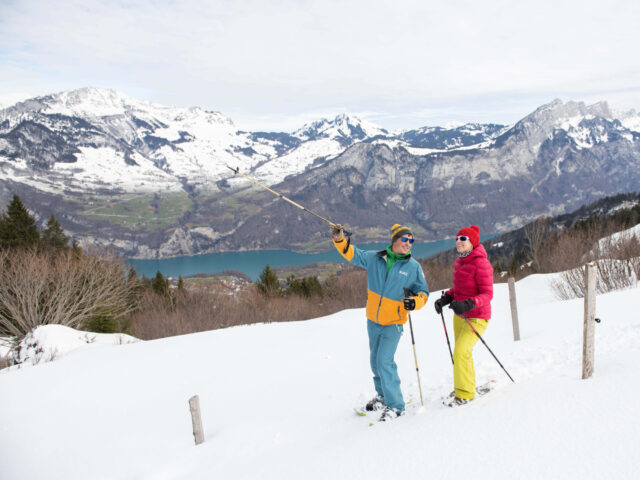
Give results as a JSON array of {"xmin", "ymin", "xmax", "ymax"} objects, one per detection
[{"xmin": 457, "ymin": 225, "xmax": 480, "ymax": 248}]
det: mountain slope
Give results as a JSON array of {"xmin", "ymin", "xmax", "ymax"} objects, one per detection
[
  {"xmin": 233, "ymin": 101, "xmax": 640, "ymax": 253},
  {"xmin": 2, "ymin": 90, "xmax": 640, "ymax": 258}
]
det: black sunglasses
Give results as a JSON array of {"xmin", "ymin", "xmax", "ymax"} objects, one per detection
[
  {"xmin": 401, "ymin": 236, "xmax": 414, "ymax": 244},
  {"xmin": 456, "ymin": 235, "xmax": 469, "ymax": 242}
]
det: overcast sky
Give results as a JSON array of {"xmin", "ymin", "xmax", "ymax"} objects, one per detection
[{"xmin": 1, "ymin": 0, "xmax": 639, "ymax": 131}]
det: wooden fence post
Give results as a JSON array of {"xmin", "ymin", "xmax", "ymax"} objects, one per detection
[
  {"xmin": 508, "ymin": 277, "xmax": 520, "ymax": 341},
  {"xmin": 582, "ymin": 263, "xmax": 597, "ymax": 379},
  {"xmin": 189, "ymin": 395, "xmax": 205, "ymax": 445}
]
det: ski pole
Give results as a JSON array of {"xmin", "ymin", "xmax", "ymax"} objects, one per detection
[
  {"xmin": 404, "ymin": 288, "xmax": 424, "ymax": 406},
  {"xmin": 226, "ymin": 165, "xmax": 349, "ymax": 233},
  {"xmin": 462, "ymin": 313, "xmax": 515, "ymax": 383},
  {"xmin": 439, "ymin": 293, "xmax": 454, "ymax": 365}
]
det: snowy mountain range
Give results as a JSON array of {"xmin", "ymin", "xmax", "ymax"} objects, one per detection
[
  {"xmin": 0, "ymin": 87, "xmax": 504, "ymax": 193},
  {"xmin": 1, "ymin": 87, "xmax": 640, "ymax": 258}
]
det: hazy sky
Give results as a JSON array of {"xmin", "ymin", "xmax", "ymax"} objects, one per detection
[{"xmin": 1, "ymin": 0, "xmax": 639, "ymax": 131}]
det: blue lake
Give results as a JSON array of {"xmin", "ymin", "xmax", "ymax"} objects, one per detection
[{"xmin": 127, "ymin": 236, "xmax": 493, "ymax": 280}]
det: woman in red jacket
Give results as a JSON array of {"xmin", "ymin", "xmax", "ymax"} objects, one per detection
[{"xmin": 434, "ymin": 225, "xmax": 493, "ymax": 406}]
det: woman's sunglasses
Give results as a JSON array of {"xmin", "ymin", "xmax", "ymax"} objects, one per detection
[
  {"xmin": 401, "ymin": 237, "xmax": 414, "ymax": 244},
  {"xmin": 456, "ymin": 235, "xmax": 469, "ymax": 242}
]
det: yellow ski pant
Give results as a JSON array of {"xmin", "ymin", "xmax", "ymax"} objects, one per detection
[{"xmin": 453, "ymin": 315, "xmax": 489, "ymax": 400}]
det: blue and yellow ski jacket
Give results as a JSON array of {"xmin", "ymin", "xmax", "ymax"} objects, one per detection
[{"xmin": 333, "ymin": 237, "xmax": 429, "ymax": 325}]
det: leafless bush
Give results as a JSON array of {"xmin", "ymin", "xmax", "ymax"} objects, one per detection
[
  {"xmin": 421, "ymin": 260, "xmax": 454, "ymax": 291},
  {"xmin": 597, "ymin": 258, "xmax": 639, "ymax": 292},
  {"xmin": 0, "ymin": 248, "xmax": 137, "ymax": 349},
  {"xmin": 598, "ymin": 229, "xmax": 640, "ymax": 260},
  {"xmin": 524, "ymin": 216, "xmax": 549, "ymax": 271},
  {"xmin": 537, "ymin": 229, "xmax": 591, "ymax": 274},
  {"xmin": 129, "ymin": 271, "xmax": 368, "ymax": 340},
  {"xmin": 549, "ymin": 228, "xmax": 640, "ymax": 300},
  {"xmin": 550, "ymin": 265, "xmax": 588, "ymax": 300},
  {"xmin": 324, "ymin": 270, "xmax": 367, "ymax": 308},
  {"xmin": 550, "ymin": 257, "xmax": 639, "ymax": 300}
]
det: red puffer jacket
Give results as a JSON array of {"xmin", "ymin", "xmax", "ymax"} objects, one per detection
[{"xmin": 445, "ymin": 244, "xmax": 494, "ymax": 320}]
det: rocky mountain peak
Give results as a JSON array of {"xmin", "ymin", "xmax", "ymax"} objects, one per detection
[
  {"xmin": 524, "ymin": 99, "xmax": 612, "ymax": 127},
  {"xmin": 292, "ymin": 114, "xmax": 387, "ymax": 143},
  {"xmin": 496, "ymin": 99, "xmax": 621, "ymax": 150}
]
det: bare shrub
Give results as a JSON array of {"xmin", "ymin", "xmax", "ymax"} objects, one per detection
[
  {"xmin": 598, "ymin": 228, "xmax": 640, "ymax": 260},
  {"xmin": 596, "ymin": 258, "xmax": 639, "ymax": 292},
  {"xmin": 421, "ymin": 260, "xmax": 454, "ymax": 291},
  {"xmin": 549, "ymin": 267, "xmax": 587, "ymax": 300},
  {"xmin": 524, "ymin": 216, "xmax": 549, "ymax": 271},
  {"xmin": 324, "ymin": 270, "xmax": 367, "ymax": 308},
  {"xmin": 130, "ymin": 257, "xmax": 483, "ymax": 341},
  {"xmin": 549, "ymin": 227, "xmax": 640, "ymax": 300},
  {"xmin": 0, "ymin": 248, "xmax": 137, "ymax": 349},
  {"xmin": 538, "ymin": 229, "xmax": 592, "ymax": 274},
  {"xmin": 550, "ymin": 257, "xmax": 640, "ymax": 300},
  {"xmin": 129, "ymin": 270, "xmax": 368, "ymax": 340}
]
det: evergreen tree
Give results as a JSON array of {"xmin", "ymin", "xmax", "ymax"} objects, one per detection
[
  {"xmin": 0, "ymin": 195, "xmax": 40, "ymax": 249},
  {"xmin": 151, "ymin": 271, "xmax": 170, "ymax": 297},
  {"xmin": 41, "ymin": 214, "xmax": 69, "ymax": 250},
  {"xmin": 84, "ymin": 311, "xmax": 119, "ymax": 334},
  {"xmin": 286, "ymin": 274, "xmax": 323, "ymax": 297},
  {"xmin": 255, "ymin": 265, "xmax": 282, "ymax": 297},
  {"xmin": 127, "ymin": 267, "xmax": 139, "ymax": 283},
  {"xmin": 177, "ymin": 276, "xmax": 185, "ymax": 291}
]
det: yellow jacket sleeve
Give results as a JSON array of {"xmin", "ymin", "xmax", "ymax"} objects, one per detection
[
  {"xmin": 332, "ymin": 236, "xmax": 354, "ymax": 262},
  {"xmin": 413, "ymin": 291, "xmax": 428, "ymax": 310}
]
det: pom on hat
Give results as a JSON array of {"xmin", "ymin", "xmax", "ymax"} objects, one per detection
[
  {"xmin": 391, "ymin": 223, "xmax": 413, "ymax": 242},
  {"xmin": 457, "ymin": 225, "xmax": 480, "ymax": 247}
]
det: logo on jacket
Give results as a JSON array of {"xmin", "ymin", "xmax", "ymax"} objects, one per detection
[{"xmin": 399, "ymin": 270, "xmax": 408, "ymax": 276}]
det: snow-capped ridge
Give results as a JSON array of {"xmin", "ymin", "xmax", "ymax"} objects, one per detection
[
  {"xmin": 493, "ymin": 98, "xmax": 640, "ymax": 151},
  {"xmin": 2, "ymin": 89, "xmax": 640, "ymax": 259},
  {"xmin": 292, "ymin": 113, "xmax": 388, "ymax": 141}
]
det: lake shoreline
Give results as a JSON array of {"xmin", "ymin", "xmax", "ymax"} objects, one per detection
[{"xmin": 127, "ymin": 236, "xmax": 495, "ymax": 281}]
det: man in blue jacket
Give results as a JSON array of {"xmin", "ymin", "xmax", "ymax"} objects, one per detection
[{"xmin": 332, "ymin": 223, "xmax": 429, "ymax": 421}]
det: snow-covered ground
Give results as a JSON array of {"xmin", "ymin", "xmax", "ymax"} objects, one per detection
[{"xmin": 1, "ymin": 273, "xmax": 639, "ymax": 479}]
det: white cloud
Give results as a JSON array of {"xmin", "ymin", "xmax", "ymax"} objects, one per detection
[{"xmin": 1, "ymin": 0, "xmax": 639, "ymax": 129}]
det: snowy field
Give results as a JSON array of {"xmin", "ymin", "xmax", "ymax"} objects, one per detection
[{"xmin": 1, "ymin": 273, "xmax": 639, "ymax": 480}]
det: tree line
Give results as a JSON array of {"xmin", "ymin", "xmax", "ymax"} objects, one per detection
[
  {"xmin": 0, "ymin": 195, "xmax": 366, "ymax": 361},
  {"xmin": 0, "ymin": 194, "xmax": 78, "ymax": 252},
  {"xmin": 3, "ymin": 192, "xmax": 638, "ymax": 362}
]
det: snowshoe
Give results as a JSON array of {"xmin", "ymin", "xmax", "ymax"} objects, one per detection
[
  {"xmin": 443, "ymin": 380, "xmax": 496, "ymax": 405},
  {"xmin": 378, "ymin": 406, "xmax": 402, "ymax": 422},
  {"xmin": 444, "ymin": 396, "xmax": 471, "ymax": 407},
  {"xmin": 365, "ymin": 395, "xmax": 385, "ymax": 412}
]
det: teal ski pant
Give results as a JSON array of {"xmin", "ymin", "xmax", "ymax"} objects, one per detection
[{"xmin": 367, "ymin": 319, "xmax": 404, "ymax": 412}]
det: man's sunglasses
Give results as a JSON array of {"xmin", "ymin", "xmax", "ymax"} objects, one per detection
[
  {"xmin": 401, "ymin": 237, "xmax": 414, "ymax": 244},
  {"xmin": 456, "ymin": 235, "xmax": 469, "ymax": 242}
]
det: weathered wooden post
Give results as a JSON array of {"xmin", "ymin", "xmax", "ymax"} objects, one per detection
[
  {"xmin": 189, "ymin": 395, "xmax": 205, "ymax": 445},
  {"xmin": 582, "ymin": 263, "xmax": 597, "ymax": 379},
  {"xmin": 508, "ymin": 277, "xmax": 520, "ymax": 341}
]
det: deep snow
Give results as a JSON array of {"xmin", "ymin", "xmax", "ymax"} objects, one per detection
[{"xmin": 1, "ymin": 273, "xmax": 639, "ymax": 480}]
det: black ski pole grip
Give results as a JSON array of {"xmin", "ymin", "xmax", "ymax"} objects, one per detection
[{"xmin": 403, "ymin": 287, "xmax": 416, "ymax": 298}]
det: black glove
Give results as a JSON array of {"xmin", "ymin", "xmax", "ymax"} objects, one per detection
[
  {"xmin": 403, "ymin": 297, "xmax": 416, "ymax": 311},
  {"xmin": 449, "ymin": 299, "xmax": 475, "ymax": 315},
  {"xmin": 330, "ymin": 224, "xmax": 344, "ymax": 239},
  {"xmin": 434, "ymin": 293, "xmax": 453, "ymax": 314}
]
